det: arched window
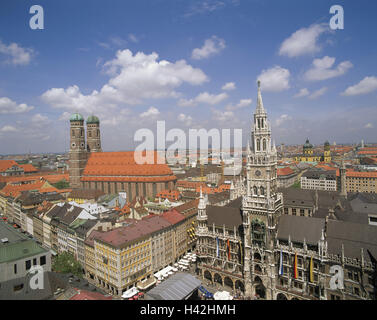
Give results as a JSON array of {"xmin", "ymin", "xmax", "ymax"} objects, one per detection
[
  {"xmin": 262, "ymin": 139, "xmax": 266, "ymax": 151},
  {"xmin": 257, "ymin": 139, "xmax": 260, "ymax": 151},
  {"xmin": 261, "ymin": 118, "xmax": 264, "ymax": 128},
  {"xmin": 80, "ymin": 129, "xmax": 83, "ymax": 137},
  {"xmin": 257, "ymin": 119, "xmax": 261, "ymax": 129},
  {"xmin": 260, "ymin": 186, "xmax": 264, "ymax": 195},
  {"xmin": 253, "ymin": 186, "xmax": 258, "ymax": 195}
]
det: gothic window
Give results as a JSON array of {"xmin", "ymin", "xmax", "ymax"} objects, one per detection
[
  {"xmin": 80, "ymin": 129, "xmax": 83, "ymax": 137},
  {"xmin": 257, "ymin": 139, "xmax": 260, "ymax": 151},
  {"xmin": 261, "ymin": 118, "xmax": 264, "ymax": 128},
  {"xmin": 260, "ymin": 186, "xmax": 264, "ymax": 195},
  {"xmin": 251, "ymin": 219, "xmax": 265, "ymax": 246},
  {"xmin": 253, "ymin": 186, "xmax": 258, "ymax": 195},
  {"xmin": 258, "ymin": 119, "xmax": 261, "ymax": 129}
]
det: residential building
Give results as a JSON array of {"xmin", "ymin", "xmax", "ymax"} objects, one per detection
[
  {"xmin": 0, "ymin": 220, "xmax": 51, "ymax": 283},
  {"xmin": 301, "ymin": 168, "xmax": 337, "ymax": 191}
]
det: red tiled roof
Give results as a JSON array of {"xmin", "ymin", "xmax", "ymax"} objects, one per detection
[
  {"xmin": 18, "ymin": 164, "xmax": 38, "ymax": 173},
  {"xmin": 315, "ymin": 164, "xmax": 340, "ymax": 176},
  {"xmin": 358, "ymin": 150, "xmax": 377, "ymax": 155},
  {"xmin": 0, "ymin": 173, "xmax": 69, "ymax": 184},
  {"xmin": 0, "ymin": 160, "xmax": 19, "ymax": 172},
  {"xmin": 346, "ymin": 170, "xmax": 377, "ymax": 178},
  {"xmin": 156, "ymin": 189, "xmax": 181, "ymax": 201},
  {"xmin": 277, "ymin": 167, "xmax": 294, "ymax": 176},
  {"xmin": 82, "ymin": 152, "xmax": 175, "ymax": 179},
  {"xmin": 177, "ymin": 180, "xmax": 205, "ymax": 189},
  {"xmin": 161, "ymin": 209, "xmax": 185, "ymax": 224},
  {"xmin": 0, "ymin": 180, "xmax": 59, "ymax": 198},
  {"xmin": 92, "ymin": 216, "xmax": 172, "ymax": 248},
  {"xmin": 174, "ymin": 199, "xmax": 199, "ymax": 216}
]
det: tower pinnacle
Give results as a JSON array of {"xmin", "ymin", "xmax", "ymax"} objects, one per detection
[{"xmin": 256, "ymin": 80, "xmax": 265, "ymax": 114}]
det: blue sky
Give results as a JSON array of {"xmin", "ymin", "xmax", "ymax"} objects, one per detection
[{"xmin": 0, "ymin": 0, "xmax": 376, "ymax": 154}]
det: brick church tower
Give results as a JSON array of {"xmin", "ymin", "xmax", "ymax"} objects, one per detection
[
  {"xmin": 86, "ymin": 115, "xmax": 102, "ymax": 153},
  {"xmin": 69, "ymin": 113, "xmax": 87, "ymax": 188}
]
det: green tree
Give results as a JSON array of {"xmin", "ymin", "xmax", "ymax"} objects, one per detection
[
  {"xmin": 292, "ymin": 180, "xmax": 301, "ymax": 189},
  {"xmin": 52, "ymin": 252, "xmax": 83, "ymax": 277},
  {"xmin": 53, "ymin": 180, "xmax": 70, "ymax": 189}
]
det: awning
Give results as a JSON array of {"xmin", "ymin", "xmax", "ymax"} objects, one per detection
[
  {"xmin": 145, "ymin": 273, "xmax": 201, "ymax": 300},
  {"xmin": 122, "ymin": 287, "xmax": 139, "ymax": 299},
  {"xmin": 137, "ymin": 277, "xmax": 156, "ymax": 290}
]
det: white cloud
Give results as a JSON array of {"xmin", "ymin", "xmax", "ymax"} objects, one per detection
[
  {"xmin": 309, "ymin": 87, "xmax": 328, "ymax": 99},
  {"xmin": 177, "ymin": 113, "xmax": 193, "ymax": 126},
  {"xmin": 191, "ymin": 36, "xmax": 225, "ymax": 60},
  {"xmin": 279, "ymin": 23, "xmax": 327, "ymax": 58},
  {"xmin": 195, "ymin": 92, "xmax": 228, "ymax": 105},
  {"xmin": 58, "ymin": 112, "xmax": 72, "ymax": 121},
  {"xmin": 42, "ymin": 49, "xmax": 208, "ymax": 119},
  {"xmin": 140, "ymin": 106, "xmax": 160, "ymax": 118},
  {"xmin": 184, "ymin": 1, "xmax": 236, "ymax": 17},
  {"xmin": 365, "ymin": 123, "xmax": 374, "ymax": 129},
  {"xmin": 304, "ymin": 56, "xmax": 353, "ymax": 81},
  {"xmin": 0, "ymin": 40, "xmax": 34, "ymax": 65},
  {"xmin": 177, "ymin": 98, "xmax": 197, "ymax": 107},
  {"xmin": 257, "ymin": 66, "xmax": 290, "ymax": 92},
  {"xmin": 222, "ymin": 82, "xmax": 236, "ymax": 91},
  {"xmin": 128, "ymin": 34, "xmax": 139, "ymax": 43},
  {"xmin": 0, "ymin": 97, "xmax": 34, "ymax": 114},
  {"xmin": 225, "ymin": 98, "xmax": 252, "ymax": 111},
  {"xmin": 31, "ymin": 113, "xmax": 51, "ymax": 128},
  {"xmin": 0, "ymin": 125, "xmax": 17, "ymax": 132},
  {"xmin": 294, "ymin": 88, "xmax": 310, "ymax": 98},
  {"xmin": 98, "ymin": 36, "xmax": 128, "ymax": 49},
  {"xmin": 275, "ymin": 114, "xmax": 292, "ymax": 126},
  {"xmin": 211, "ymin": 109, "xmax": 234, "ymax": 123},
  {"xmin": 341, "ymin": 76, "xmax": 377, "ymax": 96},
  {"xmin": 178, "ymin": 91, "xmax": 228, "ymax": 107}
]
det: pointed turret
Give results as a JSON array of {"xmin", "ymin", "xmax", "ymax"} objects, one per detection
[
  {"xmin": 256, "ymin": 80, "xmax": 266, "ymax": 114},
  {"xmin": 198, "ymin": 186, "xmax": 207, "ymax": 210}
]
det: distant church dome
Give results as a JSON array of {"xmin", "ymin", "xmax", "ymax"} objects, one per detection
[
  {"xmin": 303, "ymin": 138, "xmax": 313, "ymax": 149},
  {"xmin": 70, "ymin": 113, "xmax": 84, "ymax": 121},
  {"xmin": 324, "ymin": 140, "xmax": 330, "ymax": 146},
  {"xmin": 87, "ymin": 115, "xmax": 100, "ymax": 124}
]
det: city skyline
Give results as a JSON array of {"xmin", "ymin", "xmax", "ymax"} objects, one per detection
[{"xmin": 1, "ymin": 0, "xmax": 377, "ymax": 155}]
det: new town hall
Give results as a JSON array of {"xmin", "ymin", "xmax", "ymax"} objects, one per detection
[{"xmin": 195, "ymin": 82, "xmax": 377, "ymax": 300}]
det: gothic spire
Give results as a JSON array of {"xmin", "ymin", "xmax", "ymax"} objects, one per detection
[
  {"xmin": 198, "ymin": 186, "xmax": 206, "ymax": 210},
  {"xmin": 256, "ymin": 80, "xmax": 266, "ymax": 114}
]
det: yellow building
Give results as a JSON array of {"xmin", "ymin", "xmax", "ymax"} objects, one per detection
[
  {"xmin": 345, "ymin": 170, "xmax": 377, "ymax": 194},
  {"xmin": 294, "ymin": 139, "xmax": 332, "ymax": 163}
]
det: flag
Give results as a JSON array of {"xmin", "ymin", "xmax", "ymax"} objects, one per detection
[
  {"xmin": 279, "ymin": 249, "xmax": 283, "ymax": 276},
  {"xmin": 309, "ymin": 256, "xmax": 314, "ymax": 283},
  {"xmin": 238, "ymin": 240, "xmax": 243, "ymax": 263},
  {"xmin": 293, "ymin": 253, "xmax": 298, "ymax": 279},
  {"xmin": 227, "ymin": 239, "xmax": 230, "ymax": 260},
  {"xmin": 216, "ymin": 237, "xmax": 219, "ymax": 258}
]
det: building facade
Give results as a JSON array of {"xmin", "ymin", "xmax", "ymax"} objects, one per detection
[
  {"xmin": 68, "ymin": 113, "xmax": 177, "ymax": 198},
  {"xmin": 301, "ymin": 169, "xmax": 337, "ymax": 191},
  {"xmin": 195, "ymin": 82, "xmax": 377, "ymax": 300}
]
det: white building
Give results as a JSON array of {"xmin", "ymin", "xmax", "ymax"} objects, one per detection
[{"xmin": 301, "ymin": 169, "xmax": 337, "ymax": 191}]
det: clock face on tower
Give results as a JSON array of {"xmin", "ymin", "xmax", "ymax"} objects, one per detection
[{"xmin": 255, "ymin": 170, "xmax": 261, "ymax": 177}]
